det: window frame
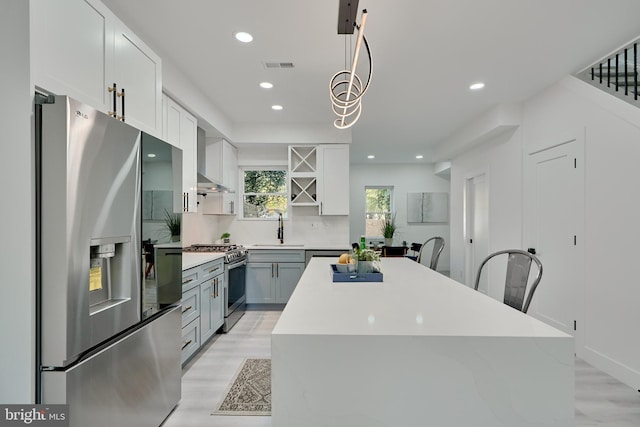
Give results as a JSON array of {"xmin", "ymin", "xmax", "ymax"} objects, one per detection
[
  {"xmin": 365, "ymin": 185, "xmax": 394, "ymax": 238},
  {"xmin": 239, "ymin": 166, "xmax": 289, "ymax": 220}
]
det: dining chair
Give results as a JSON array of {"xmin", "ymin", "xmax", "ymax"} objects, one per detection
[
  {"xmin": 381, "ymin": 246, "xmax": 408, "ymax": 257},
  {"xmin": 474, "ymin": 249, "xmax": 543, "ymax": 313},
  {"xmin": 417, "ymin": 237, "xmax": 445, "ymax": 270},
  {"xmin": 143, "ymin": 239, "xmax": 156, "ymax": 279}
]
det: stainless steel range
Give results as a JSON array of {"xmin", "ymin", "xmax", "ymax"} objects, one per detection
[{"xmin": 183, "ymin": 244, "xmax": 247, "ymax": 332}]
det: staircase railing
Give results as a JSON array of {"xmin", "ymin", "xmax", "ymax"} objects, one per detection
[{"xmin": 575, "ymin": 40, "xmax": 640, "ymax": 106}]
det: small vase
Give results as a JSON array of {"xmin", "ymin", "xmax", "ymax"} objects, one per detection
[
  {"xmin": 170, "ymin": 234, "xmax": 180, "ymax": 242},
  {"xmin": 384, "ymin": 238, "xmax": 393, "ymax": 247},
  {"xmin": 357, "ymin": 260, "xmax": 375, "ymax": 274}
]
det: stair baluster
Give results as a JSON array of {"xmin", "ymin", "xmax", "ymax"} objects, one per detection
[
  {"xmin": 624, "ymin": 48, "xmax": 628, "ymax": 96},
  {"xmin": 635, "ymin": 43, "xmax": 638, "ymax": 101}
]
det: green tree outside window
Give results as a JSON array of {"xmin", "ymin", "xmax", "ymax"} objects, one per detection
[{"xmin": 242, "ymin": 169, "xmax": 288, "ymax": 219}]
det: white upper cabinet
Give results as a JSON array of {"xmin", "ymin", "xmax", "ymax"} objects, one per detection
[
  {"xmin": 163, "ymin": 96, "xmax": 182, "ymax": 149},
  {"xmin": 180, "ymin": 111, "xmax": 198, "ymax": 212},
  {"xmin": 112, "ymin": 21, "xmax": 162, "ymax": 136},
  {"xmin": 289, "ymin": 146, "xmax": 318, "ymax": 207},
  {"xmin": 205, "ymin": 139, "xmax": 238, "ymax": 192},
  {"xmin": 317, "ymin": 144, "xmax": 349, "ymax": 215},
  {"xmin": 31, "ymin": 0, "xmax": 162, "ymax": 136},
  {"xmin": 289, "ymin": 144, "xmax": 349, "ymax": 215},
  {"xmin": 31, "ymin": 0, "xmax": 114, "ymax": 111},
  {"xmin": 163, "ymin": 94, "xmax": 197, "ymax": 212}
]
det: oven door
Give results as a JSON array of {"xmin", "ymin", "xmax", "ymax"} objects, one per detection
[{"xmin": 225, "ymin": 259, "xmax": 246, "ymax": 316}]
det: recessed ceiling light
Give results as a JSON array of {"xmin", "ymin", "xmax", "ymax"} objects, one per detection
[
  {"xmin": 469, "ymin": 82, "xmax": 485, "ymax": 90},
  {"xmin": 234, "ymin": 32, "xmax": 253, "ymax": 43},
  {"xmin": 271, "ymin": 105, "xmax": 283, "ymax": 111},
  {"xmin": 367, "ymin": 155, "xmax": 375, "ymax": 159},
  {"xmin": 147, "ymin": 153, "xmax": 156, "ymax": 158},
  {"xmin": 259, "ymin": 82, "xmax": 273, "ymax": 89},
  {"xmin": 416, "ymin": 155, "xmax": 424, "ymax": 159}
]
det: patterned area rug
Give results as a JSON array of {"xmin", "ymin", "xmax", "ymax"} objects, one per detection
[{"xmin": 213, "ymin": 358, "xmax": 271, "ymax": 416}]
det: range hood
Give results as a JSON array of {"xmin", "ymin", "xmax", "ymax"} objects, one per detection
[{"xmin": 197, "ymin": 129, "xmax": 230, "ymax": 193}]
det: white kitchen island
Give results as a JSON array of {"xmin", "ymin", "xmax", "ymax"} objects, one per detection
[{"xmin": 271, "ymin": 257, "xmax": 574, "ymax": 427}]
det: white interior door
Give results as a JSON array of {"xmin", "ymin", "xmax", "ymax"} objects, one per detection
[
  {"xmin": 465, "ymin": 173, "xmax": 489, "ymax": 290},
  {"xmin": 525, "ymin": 139, "xmax": 583, "ymax": 336}
]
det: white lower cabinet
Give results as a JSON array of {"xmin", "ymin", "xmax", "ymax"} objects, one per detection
[
  {"xmin": 181, "ymin": 258, "xmax": 224, "ymax": 365},
  {"xmin": 246, "ymin": 250, "xmax": 305, "ymax": 304}
]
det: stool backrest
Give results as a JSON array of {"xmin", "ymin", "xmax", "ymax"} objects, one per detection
[
  {"xmin": 417, "ymin": 237, "xmax": 445, "ymax": 270},
  {"xmin": 474, "ymin": 249, "xmax": 543, "ymax": 313}
]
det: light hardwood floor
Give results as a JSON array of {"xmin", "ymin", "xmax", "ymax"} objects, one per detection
[{"xmin": 162, "ymin": 310, "xmax": 640, "ymax": 426}]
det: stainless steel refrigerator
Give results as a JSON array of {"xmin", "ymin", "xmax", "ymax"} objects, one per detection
[{"xmin": 36, "ymin": 95, "xmax": 181, "ymax": 427}]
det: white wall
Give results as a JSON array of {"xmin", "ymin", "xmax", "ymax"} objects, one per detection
[
  {"xmin": 449, "ymin": 126, "xmax": 524, "ymax": 288},
  {"xmin": 448, "ymin": 76, "xmax": 640, "ymax": 389},
  {"xmin": 1, "ymin": 0, "xmax": 34, "ymax": 403},
  {"xmin": 523, "ymin": 77, "xmax": 640, "ymax": 389},
  {"xmin": 349, "ymin": 163, "xmax": 451, "ymax": 273},
  {"xmin": 183, "ymin": 144, "xmax": 351, "ymax": 247}
]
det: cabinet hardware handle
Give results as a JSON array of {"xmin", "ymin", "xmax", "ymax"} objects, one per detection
[
  {"xmin": 272, "ymin": 263, "xmax": 274, "ymax": 278},
  {"xmin": 108, "ymin": 83, "xmax": 117, "ymax": 118},
  {"xmin": 182, "ymin": 305, "xmax": 192, "ymax": 313},
  {"xmin": 320, "ymin": 201, "xmax": 323, "ymax": 214},
  {"xmin": 181, "ymin": 339, "xmax": 192, "ymax": 350},
  {"xmin": 119, "ymin": 88, "xmax": 125, "ymax": 122},
  {"xmin": 209, "ymin": 267, "xmax": 220, "ymax": 274},
  {"xmin": 276, "ymin": 263, "xmax": 279, "ymax": 278},
  {"xmin": 183, "ymin": 278, "xmax": 193, "ymax": 284}
]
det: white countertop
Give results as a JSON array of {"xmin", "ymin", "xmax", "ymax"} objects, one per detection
[
  {"xmin": 182, "ymin": 252, "xmax": 225, "ymax": 270},
  {"xmin": 273, "ymin": 257, "xmax": 569, "ymax": 338},
  {"xmin": 244, "ymin": 244, "xmax": 350, "ymax": 250}
]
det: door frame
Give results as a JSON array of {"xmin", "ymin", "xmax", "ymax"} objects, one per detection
[
  {"xmin": 523, "ymin": 129, "xmax": 585, "ymax": 353},
  {"xmin": 464, "ymin": 169, "xmax": 490, "ymax": 288}
]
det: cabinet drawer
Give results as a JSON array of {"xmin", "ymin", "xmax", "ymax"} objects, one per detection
[
  {"xmin": 182, "ymin": 267, "xmax": 199, "ymax": 292},
  {"xmin": 181, "ymin": 286, "xmax": 200, "ymax": 327},
  {"xmin": 181, "ymin": 318, "xmax": 200, "ymax": 365},
  {"xmin": 248, "ymin": 250, "xmax": 305, "ymax": 263},
  {"xmin": 200, "ymin": 259, "xmax": 224, "ymax": 282}
]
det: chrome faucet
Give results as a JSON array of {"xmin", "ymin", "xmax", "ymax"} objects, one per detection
[{"xmin": 277, "ymin": 212, "xmax": 284, "ymax": 244}]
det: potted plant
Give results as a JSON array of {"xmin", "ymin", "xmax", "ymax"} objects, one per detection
[
  {"xmin": 353, "ymin": 248, "xmax": 381, "ymax": 273},
  {"xmin": 381, "ymin": 213, "xmax": 397, "ymax": 247},
  {"xmin": 221, "ymin": 232, "xmax": 231, "ymax": 244},
  {"xmin": 163, "ymin": 209, "xmax": 181, "ymax": 242}
]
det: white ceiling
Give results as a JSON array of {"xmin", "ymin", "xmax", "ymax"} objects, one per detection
[{"xmin": 102, "ymin": 0, "xmax": 640, "ymax": 163}]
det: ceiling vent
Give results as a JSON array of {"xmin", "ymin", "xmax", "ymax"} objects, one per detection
[{"xmin": 264, "ymin": 62, "xmax": 295, "ymax": 69}]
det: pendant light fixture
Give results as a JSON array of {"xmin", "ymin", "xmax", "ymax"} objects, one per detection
[{"xmin": 330, "ymin": 5, "xmax": 372, "ymax": 129}]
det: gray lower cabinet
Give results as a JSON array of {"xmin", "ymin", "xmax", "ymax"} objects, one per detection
[
  {"xmin": 200, "ymin": 272, "xmax": 224, "ymax": 343},
  {"xmin": 181, "ymin": 258, "xmax": 224, "ymax": 365},
  {"xmin": 246, "ymin": 250, "xmax": 305, "ymax": 304}
]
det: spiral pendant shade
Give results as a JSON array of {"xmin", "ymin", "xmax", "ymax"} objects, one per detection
[{"xmin": 330, "ymin": 10, "xmax": 372, "ymax": 129}]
